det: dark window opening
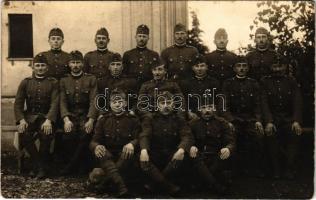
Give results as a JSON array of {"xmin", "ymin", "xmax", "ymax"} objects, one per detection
[{"xmin": 8, "ymin": 14, "xmax": 33, "ymax": 59}]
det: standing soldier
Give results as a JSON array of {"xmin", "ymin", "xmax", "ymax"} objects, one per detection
[
  {"xmin": 59, "ymin": 51, "xmax": 98, "ymax": 175},
  {"xmin": 122, "ymin": 24, "xmax": 160, "ymax": 89},
  {"xmin": 161, "ymin": 23, "xmax": 199, "ymax": 81},
  {"xmin": 205, "ymin": 28, "xmax": 237, "ymax": 86},
  {"xmin": 41, "ymin": 28, "xmax": 71, "ymax": 79},
  {"xmin": 97, "ymin": 53, "xmax": 138, "ymax": 112},
  {"xmin": 14, "ymin": 54, "xmax": 59, "ymax": 178},
  {"xmin": 139, "ymin": 91, "xmax": 193, "ymax": 196},
  {"xmin": 222, "ymin": 56, "xmax": 265, "ymax": 177},
  {"xmin": 84, "ymin": 27, "xmax": 115, "ymax": 80},
  {"xmin": 90, "ymin": 89, "xmax": 140, "ymax": 197},
  {"xmin": 261, "ymin": 56, "xmax": 302, "ymax": 179},
  {"xmin": 246, "ymin": 27, "xmax": 278, "ymax": 81}
]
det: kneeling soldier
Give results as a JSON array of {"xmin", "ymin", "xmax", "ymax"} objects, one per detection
[
  {"xmin": 14, "ymin": 54, "xmax": 59, "ymax": 178},
  {"xmin": 59, "ymin": 50, "xmax": 98, "ymax": 175},
  {"xmin": 139, "ymin": 91, "xmax": 193, "ymax": 196},
  {"xmin": 89, "ymin": 89, "xmax": 140, "ymax": 197},
  {"xmin": 189, "ymin": 103, "xmax": 235, "ymax": 194}
]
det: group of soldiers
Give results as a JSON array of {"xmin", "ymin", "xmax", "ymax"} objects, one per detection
[{"xmin": 14, "ymin": 23, "xmax": 303, "ymax": 197}]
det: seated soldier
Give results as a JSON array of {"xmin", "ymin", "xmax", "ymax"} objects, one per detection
[
  {"xmin": 59, "ymin": 51, "xmax": 98, "ymax": 175},
  {"xmin": 89, "ymin": 89, "xmax": 140, "ymax": 197},
  {"xmin": 261, "ymin": 56, "xmax": 303, "ymax": 179},
  {"xmin": 222, "ymin": 56, "xmax": 265, "ymax": 177},
  {"xmin": 97, "ymin": 53, "xmax": 138, "ymax": 113},
  {"xmin": 14, "ymin": 54, "xmax": 59, "ymax": 178},
  {"xmin": 189, "ymin": 103, "xmax": 235, "ymax": 195},
  {"xmin": 179, "ymin": 54, "xmax": 221, "ymax": 122},
  {"xmin": 139, "ymin": 91, "xmax": 193, "ymax": 197}
]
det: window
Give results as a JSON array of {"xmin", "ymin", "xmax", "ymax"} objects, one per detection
[{"xmin": 8, "ymin": 14, "xmax": 33, "ymax": 59}]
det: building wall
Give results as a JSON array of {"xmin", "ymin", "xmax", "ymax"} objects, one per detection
[{"xmin": 1, "ymin": 1, "xmax": 187, "ymax": 96}]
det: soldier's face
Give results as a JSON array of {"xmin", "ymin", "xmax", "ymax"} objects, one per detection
[
  {"xmin": 255, "ymin": 34, "xmax": 268, "ymax": 49},
  {"xmin": 214, "ymin": 36, "xmax": 228, "ymax": 50},
  {"xmin": 200, "ymin": 105, "xmax": 215, "ymax": 119},
  {"xmin": 135, "ymin": 34, "xmax": 149, "ymax": 47},
  {"xmin": 48, "ymin": 36, "xmax": 64, "ymax": 50},
  {"xmin": 69, "ymin": 60, "xmax": 84, "ymax": 74},
  {"xmin": 152, "ymin": 65, "xmax": 166, "ymax": 80},
  {"xmin": 192, "ymin": 63, "xmax": 208, "ymax": 77},
  {"xmin": 234, "ymin": 62, "xmax": 249, "ymax": 77},
  {"xmin": 33, "ymin": 63, "xmax": 48, "ymax": 76},
  {"xmin": 158, "ymin": 99, "xmax": 174, "ymax": 115},
  {"xmin": 109, "ymin": 62, "xmax": 123, "ymax": 76},
  {"xmin": 110, "ymin": 98, "xmax": 127, "ymax": 113},
  {"xmin": 95, "ymin": 35, "xmax": 109, "ymax": 49},
  {"xmin": 174, "ymin": 31, "xmax": 187, "ymax": 45}
]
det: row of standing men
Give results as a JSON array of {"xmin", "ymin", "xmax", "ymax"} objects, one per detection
[{"xmin": 14, "ymin": 23, "xmax": 302, "ymax": 197}]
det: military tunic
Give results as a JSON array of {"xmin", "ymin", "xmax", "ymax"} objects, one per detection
[
  {"xmin": 205, "ymin": 50, "xmax": 237, "ymax": 85},
  {"xmin": 161, "ymin": 45, "xmax": 199, "ymax": 80},
  {"xmin": 41, "ymin": 50, "xmax": 71, "ymax": 79},
  {"xmin": 246, "ymin": 49, "xmax": 278, "ymax": 81},
  {"xmin": 122, "ymin": 47, "xmax": 160, "ymax": 86},
  {"xmin": 83, "ymin": 50, "xmax": 115, "ymax": 78}
]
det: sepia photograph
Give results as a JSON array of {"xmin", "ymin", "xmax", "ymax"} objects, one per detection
[{"xmin": 1, "ymin": 0, "xmax": 315, "ymax": 198}]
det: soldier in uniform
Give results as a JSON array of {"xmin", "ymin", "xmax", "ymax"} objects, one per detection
[
  {"xmin": 122, "ymin": 24, "xmax": 160, "ymax": 89},
  {"xmin": 179, "ymin": 55, "xmax": 221, "ymax": 121},
  {"xmin": 84, "ymin": 28, "xmax": 115, "ymax": 80},
  {"xmin": 189, "ymin": 103, "xmax": 235, "ymax": 194},
  {"xmin": 161, "ymin": 23, "xmax": 199, "ymax": 81},
  {"xmin": 222, "ymin": 56, "xmax": 265, "ymax": 177},
  {"xmin": 246, "ymin": 27, "xmax": 278, "ymax": 81},
  {"xmin": 139, "ymin": 91, "xmax": 193, "ymax": 196},
  {"xmin": 97, "ymin": 53, "xmax": 138, "ymax": 113},
  {"xmin": 138, "ymin": 59, "xmax": 184, "ymax": 115},
  {"xmin": 41, "ymin": 28, "xmax": 71, "ymax": 79},
  {"xmin": 89, "ymin": 89, "xmax": 140, "ymax": 197},
  {"xmin": 14, "ymin": 54, "xmax": 59, "ymax": 178},
  {"xmin": 59, "ymin": 51, "xmax": 98, "ymax": 175},
  {"xmin": 205, "ymin": 28, "xmax": 237, "ymax": 86},
  {"xmin": 261, "ymin": 56, "xmax": 303, "ymax": 179}
]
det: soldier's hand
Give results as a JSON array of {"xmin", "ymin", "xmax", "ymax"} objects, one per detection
[
  {"xmin": 95, "ymin": 145, "xmax": 106, "ymax": 158},
  {"xmin": 265, "ymin": 123, "xmax": 276, "ymax": 136},
  {"xmin": 292, "ymin": 121, "xmax": 302, "ymax": 136},
  {"xmin": 188, "ymin": 111, "xmax": 199, "ymax": 120},
  {"xmin": 190, "ymin": 146, "xmax": 198, "ymax": 158},
  {"xmin": 172, "ymin": 148, "xmax": 185, "ymax": 161},
  {"xmin": 122, "ymin": 143, "xmax": 134, "ymax": 159},
  {"xmin": 85, "ymin": 118, "xmax": 95, "ymax": 134},
  {"xmin": 255, "ymin": 122, "xmax": 264, "ymax": 135},
  {"xmin": 64, "ymin": 120, "xmax": 73, "ymax": 133},
  {"xmin": 18, "ymin": 119, "xmax": 28, "ymax": 133},
  {"xmin": 129, "ymin": 110, "xmax": 135, "ymax": 116},
  {"xmin": 140, "ymin": 149, "xmax": 150, "ymax": 170},
  {"xmin": 228, "ymin": 122, "xmax": 235, "ymax": 132},
  {"xmin": 220, "ymin": 147, "xmax": 230, "ymax": 160},
  {"xmin": 41, "ymin": 119, "xmax": 52, "ymax": 135}
]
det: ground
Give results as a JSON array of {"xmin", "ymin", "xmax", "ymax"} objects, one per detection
[{"xmin": 1, "ymin": 148, "xmax": 314, "ymax": 199}]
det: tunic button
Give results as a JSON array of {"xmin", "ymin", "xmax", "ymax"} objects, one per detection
[
  {"xmin": 75, "ymin": 94, "xmax": 79, "ymax": 96},
  {"xmin": 221, "ymin": 60, "xmax": 224, "ymax": 63},
  {"xmin": 55, "ymin": 65, "xmax": 58, "ymax": 68},
  {"xmin": 116, "ymin": 129, "xmax": 120, "ymax": 132},
  {"xmin": 139, "ymin": 64, "xmax": 143, "ymax": 67},
  {"xmin": 207, "ymin": 131, "xmax": 210, "ymax": 134},
  {"xmin": 116, "ymin": 120, "xmax": 119, "ymax": 123},
  {"xmin": 180, "ymin": 67, "xmax": 183, "ymax": 70},
  {"xmin": 163, "ymin": 129, "xmax": 167, "ymax": 132},
  {"xmin": 139, "ymin": 58, "xmax": 143, "ymax": 61},
  {"xmin": 139, "ymin": 71, "xmax": 143, "ymax": 74},
  {"xmin": 221, "ymin": 74, "xmax": 224, "ymax": 76},
  {"xmin": 261, "ymin": 60, "xmax": 263, "ymax": 63}
]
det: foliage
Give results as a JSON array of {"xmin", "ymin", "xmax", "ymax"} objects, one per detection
[{"xmin": 187, "ymin": 11, "xmax": 209, "ymax": 55}]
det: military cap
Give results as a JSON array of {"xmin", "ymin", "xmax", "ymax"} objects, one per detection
[
  {"xmin": 255, "ymin": 27, "xmax": 269, "ymax": 36},
  {"xmin": 49, "ymin": 28, "xmax": 64, "ymax": 38},
  {"xmin": 136, "ymin": 24, "xmax": 149, "ymax": 35},
  {"xmin": 235, "ymin": 55, "xmax": 248, "ymax": 64},
  {"xmin": 110, "ymin": 53, "xmax": 122, "ymax": 62},
  {"xmin": 174, "ymin": 23, "xmax": 186, "ymax": 33},
  {"xmin": 89, "ymin": 168, "xmax": 105, "ymax": 184},
  {"xmin": 194, "ymin": 54, "xmax": 207, "ymax": 65},
  {"xmin": 33, "ymin": 53, "xmax": 48, "ymax": 64},
  {"xmin": 110, "ymin": 88, "xmax": 126, "ymax": 101},
  {"xmin": 96, "ymin": 27, "xmax": 109, "ymax": 37},
  {"xmin": 214, "ymin": 28, "xmax": 228, "ymax": 39},
  {"xmin": 69, "ymin": 50, "xmax": 84, "ymax": 61},
  {"xmin": 151, "ymin": 57, "xmax": 166, "ymax": 69}
]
